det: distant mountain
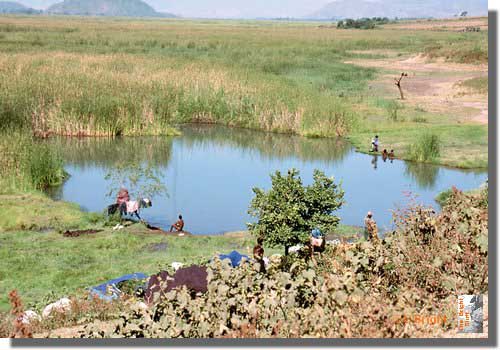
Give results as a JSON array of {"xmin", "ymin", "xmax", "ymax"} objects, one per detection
[
  {"xmin": 47, "ymin": 0, "xmax": 176, "ymax": 17},
  {"xmin": 309, "ymin": 0, "xmax": 488, "ymax": 20},
  {"xmin": 0, "ymin": 1, "xmax": 41, "ymax": 13}
]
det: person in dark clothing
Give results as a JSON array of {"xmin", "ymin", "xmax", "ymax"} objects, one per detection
[
  {"xmin": 170, "ymin": 215, "xmax": 184, "ymax": 232},
  {"xmin": 253, "ymin": 237, "xmax": 266, "ymax": 273},
  {"xmin": 382, "ymin": 149, "xmax": 388, "ymax": 162}
]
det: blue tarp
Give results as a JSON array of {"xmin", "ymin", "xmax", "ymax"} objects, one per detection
[
  {"xmin": 89, "ymin": 272, "xmax": 148, "ymax": 301},
  {"xmin": 218, "ymin": 250, "xmax": 249, "ymax": 267}
]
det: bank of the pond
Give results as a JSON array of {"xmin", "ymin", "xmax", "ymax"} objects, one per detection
[
  {"xmin": 0, "ymin": 192, "xmax": 361, "ymax": 311},
  {"xmin": 346, "ymin": 124, "xmax": 488, "ymax": 170}
]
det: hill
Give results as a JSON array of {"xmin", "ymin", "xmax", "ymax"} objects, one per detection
[
  {"xmin": 0, "ymin": 1, "xmax": 40, "ymax": 13},
  {"xmin": 309, "ymin": 0, "xmax": 488, "ymax": 20},
  {"xmin": 46, "ymin": 0, "xmax": 176, "ymax": 17}
]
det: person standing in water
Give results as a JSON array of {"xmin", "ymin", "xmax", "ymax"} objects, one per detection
[
  {"xmin": 382, "ymin": 149, "xmax": 388, "ymax": 162},
  {"xmin": 389, "ymin": 149, "xmax": 395, "ymax": 160}
]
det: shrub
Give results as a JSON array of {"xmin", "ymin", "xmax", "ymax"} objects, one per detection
[
  {"xmin": 412, "ymin": 116, "xmax": 427, "ymax": 123},
  {"xmin": 248, "ymin": 169, "xmax": 344, "ymax": 255},
  {"xmin": 81, "ymin": 188, "xmax": 487, "ymax": 338},
  {"xmin": 406, "ymin": 133, "xmax": 441, "ymax": 162},
  {"xmin": 435, "ymin": 189, "xmax": 453, "ymax": 206},
  {"xmin": 386, "ymin": 99, "xmax": 403, "ymax": 122}
]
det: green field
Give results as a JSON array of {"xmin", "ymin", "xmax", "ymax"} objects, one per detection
[{"xmin": 0, "ymin": 15, "xmax": 488, "ymax": 177}]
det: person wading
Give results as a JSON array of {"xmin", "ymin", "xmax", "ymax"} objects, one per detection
[
  {"xmin": 364, "ymin": 211, "xmax": 379, "ymax": 243},
  {"xmin": 382, "ymin": 149, "xmax": 388, "ymax": 162}
]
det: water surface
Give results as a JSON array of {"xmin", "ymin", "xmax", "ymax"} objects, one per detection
[{"xmin": 46, "ymin": 125, "xmax": 487, "ymax": 234}]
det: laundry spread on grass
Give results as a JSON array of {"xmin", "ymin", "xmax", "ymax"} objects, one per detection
[
  {"xmin": 218, "ymin": 250, "xmax": 249, "ymax": 268},
  {"xmin": 89, "ymin": 272, "xmax": 148, "ymax": 301},
  {"xmin": 144, "ymin": 266, "xmax": 208, "ymax": 304}
]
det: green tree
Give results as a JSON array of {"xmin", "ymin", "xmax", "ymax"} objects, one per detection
[{"xmin": 248, "ymin": 169, "xmax": 344, "ymax": 255}]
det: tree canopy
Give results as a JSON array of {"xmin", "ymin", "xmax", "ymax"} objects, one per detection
[{"xmin": 248, "ymin": 169, "xmax": 344, "ymax": 255}]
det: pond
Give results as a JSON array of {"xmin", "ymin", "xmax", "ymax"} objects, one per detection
[{"xmin": 45, "ymin": 125, "xmax": 487, "ymax": 235}]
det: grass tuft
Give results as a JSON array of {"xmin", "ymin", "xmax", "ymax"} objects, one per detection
[{"xmin": 406, "ymin": 132, "xmax": 441, "ymax": 162}]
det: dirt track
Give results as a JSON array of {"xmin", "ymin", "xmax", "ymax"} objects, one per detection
[
  {"xmin": 345, "ymin": 53, "xmax": 488, "ymax": 124},
  {"xmin": 384, "ymin": 17, "xmax": 488, "ymax": 32}
]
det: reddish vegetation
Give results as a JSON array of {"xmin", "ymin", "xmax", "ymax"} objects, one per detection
[{"xmin": 8, "ymin": 290, "xmax": 32, "ymax": 338}]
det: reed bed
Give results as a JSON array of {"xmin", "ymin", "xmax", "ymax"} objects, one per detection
[
  {"xmin": 0, "ymin": 51, "xmax": 355, "ymax": 137},
  {"xmin": 0, "ymin": 131, "xmax": 65, "ymax": 193}
]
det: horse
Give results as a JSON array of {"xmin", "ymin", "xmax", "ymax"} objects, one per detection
[{"xmin": 107, "ymin": 198, "xmax": 152, "ymax": 221}]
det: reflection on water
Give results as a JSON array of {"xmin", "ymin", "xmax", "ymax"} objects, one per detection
[
  {"xmin": 404, "ymin": 162, "xmax": 440, "ymax": 189},
  {"xmin": 45, "ymin": 136, "xmax": 174, "ymax": 169},
  {"xmin": 178, "ymin": 125, "xmax": 352, "ymax": 163},
  {"xmin": 371, "ymin": 154, "xmax": 378, "ymax": 170},
  {"xmin": 45, "ymin": 124, "xmax": 487, "ymax": 234}
]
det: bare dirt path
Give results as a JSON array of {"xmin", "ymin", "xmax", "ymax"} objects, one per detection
[
  {"xmin": 345, "ymin": 53, "xmax": 488, "ymax": 124},
  {"xmin": 384, "ymin": 17, "xmax": 488, "ymax": 32}
]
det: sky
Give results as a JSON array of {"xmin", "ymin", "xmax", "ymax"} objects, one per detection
[
  {"xmin": 16, "ymin": 0, "xmax": 489, "ymax": 19},
  {"xmin": 18, "ymin": 0, "xmax": 335, "ymax": 18}
]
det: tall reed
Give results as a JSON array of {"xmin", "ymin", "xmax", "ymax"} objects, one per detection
[
  {"xmin": 406, "ymin": 132, "xmax": 441, "ymax": 162},
  {"xmin": 0, "ymin": 131, "xmax": 65, "ymax": 193}
]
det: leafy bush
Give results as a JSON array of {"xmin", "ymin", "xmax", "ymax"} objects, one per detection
[
  {"xmin": 435, "ymin": 189, "xmax": 453, "ymax": 206},
  {"xmin": 406, "ymin": 132, "xmax": 441, "ymax": 162},
  {"xmin": 81, "ymin": 188, "xmax": 487, "ymax": 338},
  {"xmin": 248, "ymin": 169, "xmax": 344, "ymax": 255}
]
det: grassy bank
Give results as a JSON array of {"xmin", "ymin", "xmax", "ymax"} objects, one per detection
[
  {"xmin": 0, "ymin": 192, "xmax": 266, "ymax": 312},
  {"xmin": 0, "ymin": 192, "xmax": 360, "ymax": 312},
  {"xmin": 347, "ymin": 124, "xmax": 488, "ymax": 168},
  {"xmin": 0, "ymin": 16, "xmax": 488, "ymax": 169}
]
